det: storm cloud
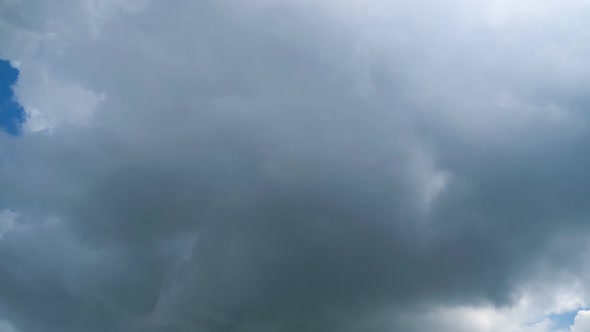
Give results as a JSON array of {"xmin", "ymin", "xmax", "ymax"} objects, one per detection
[{"xmin": 2, "ymin": 1, "xmax": 590, "ymax": 331}]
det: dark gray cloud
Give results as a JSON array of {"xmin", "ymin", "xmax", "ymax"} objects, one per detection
[{"xmin": 2, "ymin": 1, "xmax": 590, "ymax": 331}]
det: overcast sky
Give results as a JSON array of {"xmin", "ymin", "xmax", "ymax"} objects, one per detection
[{"xmin": 2, "ymin": 1, "xmax": 590, "ymax": 331}]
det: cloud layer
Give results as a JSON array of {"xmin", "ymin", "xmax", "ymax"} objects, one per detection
[{"xmin": 2, "ymin": 1, "xmax": 590, "ymax": 331}]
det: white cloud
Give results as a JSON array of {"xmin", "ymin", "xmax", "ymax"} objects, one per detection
[
  {"xmin": 8, "ymin": 60, "xmax": 20, "ymax": 68},
  {"xmin": 571, "ymin": 310, "xmax": 590, "ymax": 332},
  {"xmin": 14, "ymin": 62, "xmax": 105, "ymax": 132}
]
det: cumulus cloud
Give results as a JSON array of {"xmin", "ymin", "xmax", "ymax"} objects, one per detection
[
  {"xmin": 571, "ymin": 311, "xmax": 590, "ymax": 332},
  {"xmin": 2, "ymin": 0, "xmax": 590, "ymax": 331}
]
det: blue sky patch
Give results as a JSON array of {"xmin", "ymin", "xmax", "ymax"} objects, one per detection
[
  {"xmin": 549, "ymin": 309, "xmax": 581, "ymax": 331},
  {"xmin": 0, "ymin": 58, "xmax": 26, "ymax": 136}
]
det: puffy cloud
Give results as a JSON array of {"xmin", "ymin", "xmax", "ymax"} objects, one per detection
[
  {"xmin": 2, "ymin": 1, "xmax": 590, "ymax": 331},
  {"xmin": 571, "ymin": 311, "xmax": 590, "ymax": 332}
]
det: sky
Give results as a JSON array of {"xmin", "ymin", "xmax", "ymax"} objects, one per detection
[
  {"xmin": 2, "ymin": 0, "xmax": 590, "ymax": 331},
  {"xmin": 0, "ymin": 59, "xmax": 25, "ymax": 135}
]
